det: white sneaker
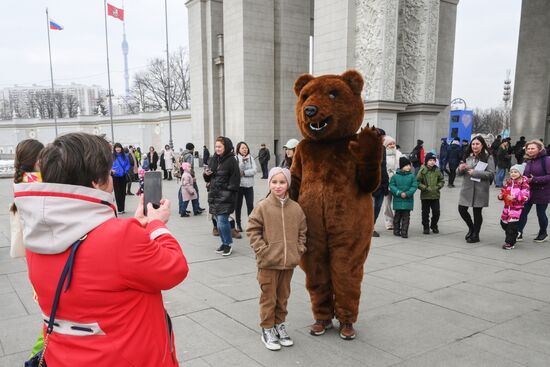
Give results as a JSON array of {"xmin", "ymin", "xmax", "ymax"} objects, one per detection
[
  {"xmin": 275, "ymin": 323, "xmax": 294, "ymax": 347},
  {"xmin": 261, "ymin": 327, "xmax": 281, "ymax": 351}
]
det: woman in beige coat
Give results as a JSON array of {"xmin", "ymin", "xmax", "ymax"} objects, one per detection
[{"xmin": 247, "ymin": 167, "xmax": 307, "ymax": 351}]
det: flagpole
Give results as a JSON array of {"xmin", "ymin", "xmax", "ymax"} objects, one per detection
[
  {"xmin": 103, "ymin": 0, "xmax": 115, "ymax": 143},
  {"xmin": 45, "ymin": 8, "xmax": 58, "ymax": 137},
  {"xmin": 164, "ymin": 0, "xmax": 173, "ymax": 150}
]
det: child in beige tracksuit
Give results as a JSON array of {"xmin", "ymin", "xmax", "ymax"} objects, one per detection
[{"xmin": 246, "ymin": 167, "xmax": 307, "ymax": 351}]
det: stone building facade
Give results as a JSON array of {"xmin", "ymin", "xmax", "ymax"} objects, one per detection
[{"xmin": 187, "ymin": 0, "xmax": 459, "ymax": 159}]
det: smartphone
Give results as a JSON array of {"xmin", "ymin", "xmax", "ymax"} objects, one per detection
[{"xmin": 143, "ymin": 171, "xmax": 162, "ymax": 216}]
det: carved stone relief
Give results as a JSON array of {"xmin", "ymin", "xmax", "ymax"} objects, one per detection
[
  {"xmin": 354, "ymin": 0, "xmax": 399, "ymax": 101},
  {"xmin": 394, "ymin": 0, "xmax": 439, "ymax": 104}
]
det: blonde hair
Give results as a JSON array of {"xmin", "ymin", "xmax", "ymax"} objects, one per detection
[{"xmin": 525, "ymin": 139, "xmax": 544, "ymax": 151}]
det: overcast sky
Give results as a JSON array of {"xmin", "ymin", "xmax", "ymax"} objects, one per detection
[{"xmin": 0, "ymin": 0, "xmax": 521, "ymax": 110}]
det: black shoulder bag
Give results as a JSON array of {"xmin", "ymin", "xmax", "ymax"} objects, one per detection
[{"xmin": 25, "ymin": 236, "xmax": 87, "ymax": 367}]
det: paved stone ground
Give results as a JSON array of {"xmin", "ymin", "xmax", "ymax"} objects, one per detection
[{"xmin": 1, "ymin": 170, "xmax": 550, "ymax": 366}]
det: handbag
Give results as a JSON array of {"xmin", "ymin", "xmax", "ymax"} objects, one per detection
[{"xmin": 25, "ymin": 236, "xmax": 87, "ymax": 367}]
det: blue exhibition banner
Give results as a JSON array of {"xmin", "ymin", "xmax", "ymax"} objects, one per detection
[{"xmin": 448, "ymin": 110, "xmax": 473, "ymax": 142}]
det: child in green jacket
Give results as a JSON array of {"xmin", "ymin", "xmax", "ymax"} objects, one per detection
[
  {"xmin": 389, "ymin": 157, "xmax": 418, "ymax": 238},
  {"xmin": 416, "ymin": 152, "xmax": 445, "ymax": 234}
]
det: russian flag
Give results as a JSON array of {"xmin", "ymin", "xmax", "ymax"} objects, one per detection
[{"xmin": 49, "ymin": 20, "xmax": 63, "ymax": 30}]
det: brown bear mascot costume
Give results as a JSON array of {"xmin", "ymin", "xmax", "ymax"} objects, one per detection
[{"xmin": 290, "ymin": 70, "xmax": 382, "ymax": 340}]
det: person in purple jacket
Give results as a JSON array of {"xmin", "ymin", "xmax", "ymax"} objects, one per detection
[{"xmin": 517, "ymin": 140, "xmax": 550, "ymax": 242}]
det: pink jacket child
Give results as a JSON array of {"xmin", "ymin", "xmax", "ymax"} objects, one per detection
[
  {"xmin": 180, "ymin": 162, "xmax": 201, "ymax": 216},
  {"xmin": 136, "ymin": 168, "xmax": 145, "ymax": 196},
  {"xmin": 498, "ymin": 175, "xmax": 530, "ymax": 223}
]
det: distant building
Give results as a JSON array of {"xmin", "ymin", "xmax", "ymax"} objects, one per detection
[{"xmin": 1, "ymin": 83, "xmax": 107, "ymax": 118}]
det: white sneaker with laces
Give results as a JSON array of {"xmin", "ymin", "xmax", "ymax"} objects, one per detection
[
  {"xmin": 261, "ymin": 327, "xmax": 281, "ymax": 351},
  {"xmin": 275, "ymin": 323, "xmax": 294, "ymax": 347}
]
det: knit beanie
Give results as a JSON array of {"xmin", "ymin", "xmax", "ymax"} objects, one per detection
[
  {"xmin": 399, "ymin": 156, "xmax": 411, "ymax": 169},
  {"xmin": 383, "ymin": 136, "xmax": 396, "ymax": 147},
  {"xmin": 510, "ymin": 164, "xmax": 525, "ymax": 176},
  {"xmin": 268, "ymin": 167, "xmax": 291, "ymax": 187},
  {"xmin": 425, "ymin": 152, "xmax": 436, "ymax": 163}
]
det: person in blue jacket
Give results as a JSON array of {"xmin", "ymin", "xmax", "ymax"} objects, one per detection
[{"xmin": 112, "ymin": 142, "xmax": 130, "ymax": 214}]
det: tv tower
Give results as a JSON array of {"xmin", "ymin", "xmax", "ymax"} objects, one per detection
[
  {"xmin": 503, "ymin": 69, "xmax": 512, "ymax": 110},
  {"xmin": 121, "ymin": 1, "xmax": 130, "ymax": 96}
]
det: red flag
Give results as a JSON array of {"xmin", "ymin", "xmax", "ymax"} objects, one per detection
[{"xmin": 107, "ymin": 4, "xmax": 124, "ymax": 21}]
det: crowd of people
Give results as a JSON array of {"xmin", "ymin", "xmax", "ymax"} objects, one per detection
[
  {"xmin": 373, "ymin": 132, "xmax": 550, "ymax": 250},
  {"xmin": 8, "ymin": 130, "xmax": 550, "ymax": 363}
]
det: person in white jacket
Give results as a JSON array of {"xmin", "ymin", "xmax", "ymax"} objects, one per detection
[
  {"xmin": 235, "ymin": 141, "xmax": 257, "ymax": 232},
  {"xmin": 382, "ymin": 136, "xmax": 403, "ymax": 230},
  {"xmin": 163, "ymin": 144, "xmax": 174, "ymax": 180}
]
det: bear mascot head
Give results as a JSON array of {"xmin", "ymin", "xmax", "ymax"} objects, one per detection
[{"xmin": 293, "ymin": 70, "xmax": 365, "ymax": 141}]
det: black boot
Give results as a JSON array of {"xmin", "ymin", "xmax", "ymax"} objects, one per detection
[
  {"xmin": 423, "ymin": 227, "xmax": 430, "ymax": 235},
  {"xmin": 467, "ymin": 221, "xmax": 482, "ymax": 243},
  {"xmin": 465, "ymin": 226, "xmax": 474, "ymax": 241},
  {"xmin": 401, "ymin": 212, "xmax": 410, "ymax": 239},
  {"xmin": 393, "ymin": 212, "xmax": 402, "ymax": 237}
]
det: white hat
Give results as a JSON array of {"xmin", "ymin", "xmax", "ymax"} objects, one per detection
[
  {"xmin": 283, "ymin": 138, "xmax": 299, "ymax": 150},
  {"xmin": 510, "ymin": 164, "xmax": 525, "ymax": 176}
]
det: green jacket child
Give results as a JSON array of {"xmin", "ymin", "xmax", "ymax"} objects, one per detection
[
  {"xmin": 389, "ymin": 158, "xmax": 418, "ymax": 210},
  {"xmin": 416, "ymin": 154, "xmax": 444, "ymax": 200}
]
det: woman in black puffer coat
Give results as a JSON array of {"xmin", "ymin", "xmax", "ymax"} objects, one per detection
[{"xmin": 204, "ymin": 136, "xmax": 241, "ymax": 256}]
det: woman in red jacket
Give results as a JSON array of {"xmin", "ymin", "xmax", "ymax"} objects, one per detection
[{"xmin": 14, "ymin": 133, "xmax": 188, "ymax": 366}]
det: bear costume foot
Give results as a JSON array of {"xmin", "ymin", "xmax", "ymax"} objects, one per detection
[
  {"xmin": 339, "ymin": 323, "xmax": 356, "ymax": 340},
  {"xmin": 309, "ymin": 320, "xmax": 333, "ymax": 336}
]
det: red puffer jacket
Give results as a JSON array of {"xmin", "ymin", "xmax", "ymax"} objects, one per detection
[{"xmin": 15, "ymin": 183, "xmax": 188, "ymax": 366}]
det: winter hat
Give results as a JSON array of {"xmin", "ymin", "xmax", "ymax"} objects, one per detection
[
  {"xmin": 181, "ymin": 162, "xmax": 191, "ymax": 172},
  {"xmin": 268, "ymin": 167, "xmax": 291, "ymax": 187},
  {"xmin": 283, "ymin": 138, "xmax": 299, "ymax": 150},
  {"xmin": 425, "ymin": 152, "xmax": 436, "ymax": 163},
  {"xmin": 399, "ymin": 156, "xmax": 411, "ymax": 169},
  {"xmin": 510, "ymin": 164, "xmax": 525, "ymax": 176},
  {"xmin": 383, "ymin": 136, "xmax": 396, "ymax": 147},
  {"xmin": 377, "ymin": 128, "xmax": 386, "ymax": 136},
  {"xmin": 417, "ymin": 139, "xmax": 424, "ymax": 146}
]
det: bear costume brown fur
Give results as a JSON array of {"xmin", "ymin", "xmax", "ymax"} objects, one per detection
[{"xmin": 290, "ymin": 70, "xmax": 383, "ymax": 339}]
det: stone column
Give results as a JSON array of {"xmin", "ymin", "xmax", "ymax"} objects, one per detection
[
  {"xmin": 223, "ymin": 0, "xmax": 274, "ymax": 149},
  {"xmin": 274, "ymin": 0, "xmax": 310, "ymax": 165},
  {"xmin": 313, "ymin": 0, "xmax": 356, "ymax": 74},
  {"xmin": 186, "ymin": 0, "xmax": 223, "ymax": 149},
  {"xmin": 511, "ymin": 0, "xmax": 550, "ymax": 142}
]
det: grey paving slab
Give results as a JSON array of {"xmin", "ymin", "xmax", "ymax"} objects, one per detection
[
  {"xmin": 0, "ymin": 275, "xmax": 13, "ymax": 295},
  {"xmin": 463, "ymin": 333, "xmax": 550, "ymax": 367},
  {"xmin": 202, "ymin": 348, "xmax": 263, "ymax": 367},
  {"xmin": 0, "ymin": 292, "xmax": 28, "ymax": 321},
  {"xmin": 183, "ymin": 357, "xmax": 212, "ymax": 367},
  {"xmin": 0, "ymin": 314, "xmax": 42, "ymax": 355},
  {"xmin": 519, "ymin": 257, "xmax": 550, "ymax": 278},
  {"xmin": 388, "ymin": 340, "xmax": 524, "ymax": 367},
  {"xmin": 418, "ymin": 282, "xmax": 547, "ymax": 323},
  {"xmin": 369, "ymin": 262, "xmax": 465, "ymax": 292},
  {"xmin": 7, "ymin": 272, "xmax": 40, "ymax": 315},
  {"xmin": 376, "ymin": 240, "xmax": 460, "ymax": 259},
  {"xmin": 470, "ymin": 269, "xmax": 550, "ymax": 303},
  {"xmin": 0, "ymin": 351, "xmax": 31, "ymax": 367},
  {"xmin": 355, "ymin": 298, "xmax": 493, "ymax": 359},
  {"xmin": 459, "ymin": 242, "xmax": 550, "ymax": 265},
  {"xmin": 172, "ymin": 315, "xmax": 232, "ymax": 363},
  {"xmin": 483, "ymin": 310, "xmax": 550, "ymax": 356},
  {"xmin": 418, "ymin": 253, "xmax": 506, "ymax": 276}
]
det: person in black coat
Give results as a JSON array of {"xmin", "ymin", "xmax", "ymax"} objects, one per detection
[
  {"xmin": 514, "ymin": 136, "xmax": 526, "ymax": 164},
  {"xmin": 203, "ymin": 146, "xmax": 210, "ymax": 166},
  {"xmin": 147, "ymin": 146, "xmax": 159, "ymax": 171},
  {"xmin": 204, "ymin": 136, "xmax": 241, "ymax": 256},
  {"xmin": 439, "ymin": 138, "xmax": 450, "ymax": 175},
  {"xmin": 447, "ymin": 137, "xmax": 462, "ymax": 187}
]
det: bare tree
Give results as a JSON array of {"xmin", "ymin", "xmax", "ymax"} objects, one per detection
[
  {"xmin": 473, "ymin": 108, "xmax": 506, "ymax": 136},
  {"xmin": 65, "ymin": 94, "xmax": 79, "ymax": 118},
  {"xmin": 130, "ymin": 47, "xmax": 191, "ymax": 112}
]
